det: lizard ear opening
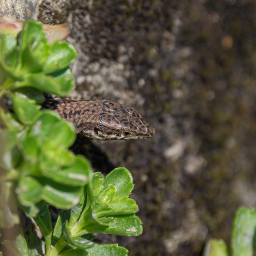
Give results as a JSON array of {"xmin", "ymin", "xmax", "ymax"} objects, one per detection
[{"xmin": 94, "ymin": 127, "xmax": 100, "ymax": 136}]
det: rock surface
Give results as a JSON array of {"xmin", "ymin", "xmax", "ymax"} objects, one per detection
[
  {"xmin": 0, "ymin": 0, "xmax": 42, "ymax": 20},
  {"xmin": 38, "ymin": 0, "xmax": 256, "ymax": 255}
]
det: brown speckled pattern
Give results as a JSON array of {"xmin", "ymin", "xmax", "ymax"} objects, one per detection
[{"xmin": 53, "ymin": 98, "xmax": 155, "ymax": 140}]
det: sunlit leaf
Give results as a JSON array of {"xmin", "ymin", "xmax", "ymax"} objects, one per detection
[
  {"xmin": 44, "ymin": 41, "xmax": 77, "ymax": 74},
  {"xmin": 39, "ymin": 177, "xmax": 83, "ymax": 209},
  {"xmin": 52, "ymin": 156, "xmax": 92, "ymax": 186},
  {"xmin": 103, "ymin": 168, "xmax": 134, "ymax": 198},
  {"xmin": 203, "ymin": 239, "xmax": 229, "ymax": 256},
  {"xmin": 11, "ymin": 94, "xmax": 40, "ymax": 124},
  {"xmin": 63, "ymin": 221, "xmax": 95, "ymax": 249},
  {"xmin": 232, "ymin": 207, "xmax": 256, "ymax": 256},
  {"xmin": 17, "ymin": 176, "xmax": 42, "ymax": 206}
]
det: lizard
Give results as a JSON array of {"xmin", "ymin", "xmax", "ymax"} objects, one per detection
[{"xmin": 42, "ymin": 96, "xmax": 155, "ymax": 140}]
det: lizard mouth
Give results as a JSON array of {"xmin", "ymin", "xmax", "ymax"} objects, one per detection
[
  {"xmin": 123, "ymin": 126, "xmax": 155, "ymax": 139},
  {"xmin": 122, "ymin": 133, "xmax": 154, "ymax": 140},
  {"xmin": 90, "ymin": 125, "xmax": 155, "ymax": 140}
]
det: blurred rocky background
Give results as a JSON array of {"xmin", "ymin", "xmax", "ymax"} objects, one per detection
[{"xmin": 38, "ymin": 0, "xmax": 256, "ymax": 255}]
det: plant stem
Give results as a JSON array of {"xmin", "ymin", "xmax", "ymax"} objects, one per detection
[
  {"xmin": 70, "ymin": 208, "xmax": 92, "ymax": 236},
  {"xmin": 0, "ymin": 76, "xmax": 16, "ymax": 91},
  {"xmin": 2, "ymin": 170, "xmax": 19, "ymax": 181},
  {"xmin": 47, "ymin": 235, "xmax": 67, "ymax": 256},
  {"xmin": 0, "ymin": 88, "xmax": 6, "ymax": 99}
]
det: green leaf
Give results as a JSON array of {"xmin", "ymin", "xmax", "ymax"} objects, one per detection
[
  {"xmin": 21, "ymin": 37, "xmax": 50, "ymax": 74},
  {"xmin": 48, "ymin": 120, "xmax": 76, "ymax": 148},
  {"xmin": 86, "ymin": 244, "xmax": 128, "ymax": 256},
  {"xmin": 34, "ymin": 202, "xmax": 52, "ymax": 254},
  {"xmin": 11, "ymin": 87, "xmax": 45, "ymax": 103},
  {"xmin": 52, "ymin": 210, "xmax": 70, "ymax": 246},
  {"xmin": 103, "ymin": 168, "xmax": 134, "ymax": 197},
  {"xmin": 11, "ymin": 94, "xmax": 40, "ymax": 124},
  {"xmin": 15, "ymin": 69, "xmax": 74, "ymax": 96},
  {"xmin": 0, "ymin": 34, "xmax": 16, "ymax": 58},
  {"xmin": 59, "ymin": 244, "xmax": 128, "ymax": 256},
  {"xmin": 16, "ymin": 159, "xmax": 40, "ymax": 176},
  {"xmin": 27, "ymin": 231, "xmax": 44, "ymax": 256},
  {"xmin": 0, "ymin": 34, "xmax": 17, "ymax": 68},
  {"xmin": 52, "ymin": 156, "xmax": 92, "ymax": 186},
  {"xmin": 13, "ymin": 228, "xmax": 29, "ymax": 256},
  {"xmin": 63, "ymin": 221, "xmax": 95, "ymax": 249},
  {"xmin": 17, "ymin": 176, "xmax": 42, "ymax": 206},
  {"xmin": 0, "ymin": 35, "xmax": 18, "ymax": 85},
  {"xmin": 38, "ymin": 138, "xmax": 75, "ymax": 175},
  {"xmin": 58, "ymin": 249, "xmax": 88, "ymax": 256},
  {"xmin": 14, "ymin": 73, "xmax": 71, "ymax": 96},
  {"xmin": 88, "ymin": 214, "xmax": 143, "ymax": 236},
  {"xmin": 109, "ymin": 196, "xmax": 138, "ymax": 214},
  {"xmin": 44, "ymin": 41, "xmax": 77, "ymax": 74},
  {"xmin": 20, "ymin": 135, "xmax": 40, "ymax": 162},
  {"xmin": 39, "ymin": 177, "xmax": 83, "ymax": 209},
  {"xmin": 0, "ymin": 129, "xmax": 21, "ymax": 170},
  {"xmin": 73, "ymin": 208, "xmax": 142, "ymax": 237},
  {"xmin": 51, "ymin": 67, "xmax": 75, "ymax": 96},
  {"xmin": 0, "ymin": 108, "xmax": 23, "ymax": 131},
  {"xmin": 98, "ymin": 184, "xmax": 116, "ymax": 204},
  {"xmin": 84, "ymin": 172, "xmax": 104, "ymax": 209},
  {"xmin": 72, "ymin": 209, "xmax": 109, "ymax": 237},
  {"xmin": 18, "ymin": 20, "xmax": 45, "ymax": 56},
  {"xmin": 72, "ymin": 168, "xmax": 141, "ymax": 237},
  {"xmin": 91, "ymin": 172, "xmax": 105, "ymax": 196},
  {"xmin": 69, "ymin": 190, "xmax": 86, "ymax": 228},
  {"xmin": 58, "ymin": 238, "xmax": 95, "ymax": 256},
  {"xmin": 203, "ymin": 239, "xmax": 229, "ymax": 256},
  {"xmin": 19, "ymin": 201, "xmax": 45, "ymax": 218},
  {"xmin": 0, "ymin": 62, "xmax": 8, "ymax": 85},
  {"xmin": 232, "ymin": 207, "xmax": 256, "ymax": 256},
  {"xmin": 96, "ymin": 192, "xmax": 138, "ymax": 217},
  {"xmin": 29, "ymin": 111, "xmax": 61, "ymax": 140}
]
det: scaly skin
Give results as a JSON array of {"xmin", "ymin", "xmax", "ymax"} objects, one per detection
[{"xmin": 43, "ymin": 98, "xmax": 155, "ymax": 140}]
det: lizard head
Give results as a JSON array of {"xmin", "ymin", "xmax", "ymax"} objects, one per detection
[{"xmin": 92, "ymin": 101, "xmax": 155, "ymax": 140}]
